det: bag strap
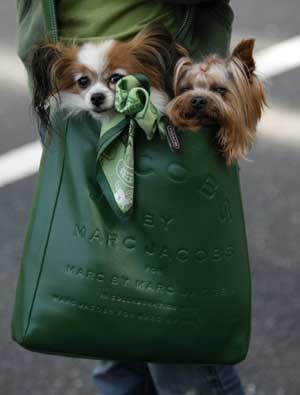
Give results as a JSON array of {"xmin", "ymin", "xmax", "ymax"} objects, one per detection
[{"xmin": 42, "ymin": 0, "xmax": 59, "ymax": 42}]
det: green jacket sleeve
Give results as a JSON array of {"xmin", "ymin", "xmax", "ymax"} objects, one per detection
[{"xmin": 16, "ymin": 0, "xmax": 47, "ymax": 66}]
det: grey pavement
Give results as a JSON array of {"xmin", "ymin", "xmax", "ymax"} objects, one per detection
[{"xmin": 1, "ymin": 1, "xmax": 300, "ymax": 395}]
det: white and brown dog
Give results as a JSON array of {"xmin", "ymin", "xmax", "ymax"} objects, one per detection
[{"xmin": 31, "ymin": 23, "xmax": 186, "ymax": 128}]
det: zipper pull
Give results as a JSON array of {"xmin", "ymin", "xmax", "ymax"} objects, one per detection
[{"xmin": 165, "ymin": 122, "xmax": 181, "ymax": 152}]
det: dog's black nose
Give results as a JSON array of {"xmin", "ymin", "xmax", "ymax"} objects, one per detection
[
  {"xmin": 91, "ymin": 93, "xmax": 106, "ymax": 107},
  {"xmin": 191, "ymin": 96, "xmax": 206, "ymax": 110}
]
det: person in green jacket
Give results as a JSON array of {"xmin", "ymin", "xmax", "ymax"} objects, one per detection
[
  {"xmin": 16, "ymin": 0, "xmax": 233, "ymax": 69},
  {"xmin": 16, "ymin": 0, "xmax": 245, "ymax": 394}
]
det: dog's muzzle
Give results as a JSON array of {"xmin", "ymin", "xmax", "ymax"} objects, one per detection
[
  {"xmin": 91, "ymin": 93, "xmax": 106, "ymax": 108},
  {"xmin": 191, "ymin": 96, "xmax": 206, "ymax": 110}
]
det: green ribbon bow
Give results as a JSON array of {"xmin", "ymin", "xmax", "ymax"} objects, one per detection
[{"xmin": 96, "ymin": 74, "xmax": 166, "ymax": 218}]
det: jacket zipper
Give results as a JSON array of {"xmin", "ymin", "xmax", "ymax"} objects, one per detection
[{"xmin": 175, "ymin": 6, "xmax": 192, "ymax": 40}]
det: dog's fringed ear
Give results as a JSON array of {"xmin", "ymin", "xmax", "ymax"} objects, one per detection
[
  {"xmin": 130, "ymin": 22, "xmax": 188, "ymax": 96},
  {"xmin": 30, "ymin": 43, "xmax": 63, "ymax": 129},
  {"xmin": 231, "ymin": 39, "xmax": 256, "ymax": 77},
  {"xmin": 227, "ymin": 38, "xmax": 266, "ymax": 161},
  {"xmin": 173, "ymin": 57, "xmax": 193, "ymax": 96}
]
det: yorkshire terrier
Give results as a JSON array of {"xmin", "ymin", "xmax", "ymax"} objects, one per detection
[
  {"xmin": 167, "ymin": 39, "xmax": 266, "ymax": 164},
  {"xmin": 30, "ymin": 23, "xmax": 186, "ymax": 129}
]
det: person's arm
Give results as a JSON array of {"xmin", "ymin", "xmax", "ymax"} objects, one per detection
[{"xmin": 16, "ymin": 0, "xmax": 47, "ymax": 67}]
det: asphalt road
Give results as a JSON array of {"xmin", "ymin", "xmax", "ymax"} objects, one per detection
[{"xmin": 1, "ymin": 1, "xmax": 300, "ymax": 395}]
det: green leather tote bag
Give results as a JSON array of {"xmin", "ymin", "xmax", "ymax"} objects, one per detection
[{"xmin": 11, "ymin": 1, "xmax": 251, "ymax": 364}]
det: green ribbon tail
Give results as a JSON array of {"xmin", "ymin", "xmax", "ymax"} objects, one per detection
[
  {"xmin": 96, "ymin": 114, "xmax": 133, "ymax": 219},
  {"xmin": 95, "ymin": 74, "xmax": 166, "ymax": 219}
]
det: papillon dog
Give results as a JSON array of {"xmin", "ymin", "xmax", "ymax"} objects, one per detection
[
  {"xmin": 30, "ymin": 23, "xmax": 186, "ymax": 128},
  {"xmin": 167, "ymin": 39, "xmax": 266, "ymax": 164}
]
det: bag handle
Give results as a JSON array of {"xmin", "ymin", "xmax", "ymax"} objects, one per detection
[{"xmin": 42, "ymin": 0, "xmax": 59, "ymax": 42}]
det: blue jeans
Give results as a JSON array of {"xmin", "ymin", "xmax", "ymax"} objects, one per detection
[{"xmin": 93, "ymin": 361, "xmax": 244, "ymax": 395}]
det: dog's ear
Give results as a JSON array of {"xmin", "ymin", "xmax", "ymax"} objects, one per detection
[
  {"xmin": 227, "ymin": 38, "xmax": 266, "ymax": 157},
  {"xmin": 231, "ymin": 39, "xmax": 256, "ymax": 76},
  {"xmin": 173, "ymin": 57, "xmax": 193, "ymax": 96},
  {"xmin": 131, "ymin": 22, "xmax": 180, "ymax": 69},
  {"xmin": 130, "ymin": 22, "xmax": 188, "ymax": 95},
  {"xmin": 30, "ymin": 43, "xmax": 64, "ymax": 127}
]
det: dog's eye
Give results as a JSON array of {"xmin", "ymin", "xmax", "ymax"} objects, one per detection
[
  {"xmin": 77, "ymin": 76, "xmax": 91, "ymax": 89},
  {"xmin": 109, "ymin": 74, "xmax": 124, "ymax": 85},
  {"xmin": 179, "ymin": 85, "xmax": 192, "ymax": 94},
  {"xmin": 213, "ymin": 86, "xmax": 227, "ymax": 95}
]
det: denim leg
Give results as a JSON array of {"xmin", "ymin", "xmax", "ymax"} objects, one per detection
[
  {"xmin": 205, "ymin": 366, "xmax": 245, "ymax": 395},
  {"xmin": 147, "ymin": 364, "xmax": 244, "ymax": 395},
  {"xmin": 93, "ymin": 360, "xmax": 158, "ymax": 395}
]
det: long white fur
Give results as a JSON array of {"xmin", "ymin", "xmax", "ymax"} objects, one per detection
[{"xmin": 77, "ymin": 40, "xmax": 115, "ymax": 73}]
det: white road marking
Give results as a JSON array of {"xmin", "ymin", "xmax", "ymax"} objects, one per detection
[
  {"xmin": 0, "ymin": 141, "xmax": 42, "ymax": 188},
  {"xmin": 258, "ymin": 105, "xmax": 300, "ymax": 146},
  {"xmin": 255, "ymin": 35, "xmax": 300, "ymax": 79},
  {"xmin": 2, "ymin": 35, "xmax": 300, "ymax": 88},
  {"xmin": 1, "ymin": 36, "xmax": 300, "ymax": 188},
  {"xmin": 0, "ymin": 104, "xmax": 299, "ymax": 189}
]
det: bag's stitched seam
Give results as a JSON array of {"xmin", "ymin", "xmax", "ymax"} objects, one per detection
[
  {"xmin": 23, "ymin": 114, "xmax": 68, "ymax": 340},
  {"xmin": 234, "ymin": 164, "xmax": 252, "ymax": 350}
]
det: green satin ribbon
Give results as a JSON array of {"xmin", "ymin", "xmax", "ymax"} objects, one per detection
[{"xmin": 96, "ymin": 74, "xmax": 166, "ymax": 218}]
